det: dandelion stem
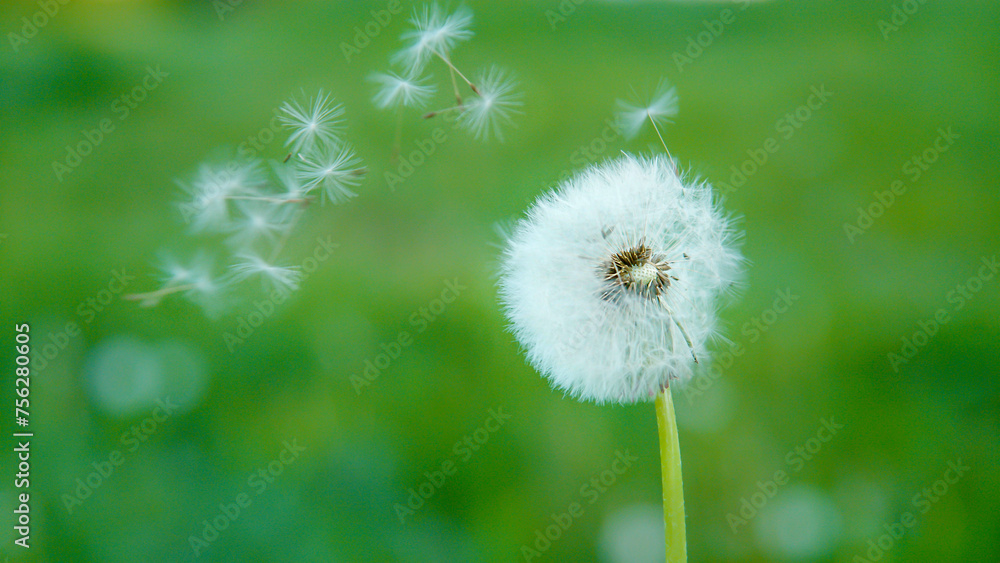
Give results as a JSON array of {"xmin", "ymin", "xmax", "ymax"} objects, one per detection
[
  {"xmin": 423, "ymin": 106, "xmax": 463, "ymax": 119},
  {"xmin": 448, "ymin": 66, "xmax": 463, "ymax": 106},
  {"xmin": 648, "ymin": 114, "xmax": 676, "ymax": 171},
  {"xmin": 656, "ymin": 385, "xmax": 687, "ymax": 563},
  {"xmin": 433, "ymin": 50, "xmax": 479, "ymax": 95},
  {"xmin": 225, "ymin": 195, "xmax": 311, "ymax": 205},
  {"xmin": 123, "ymin": 283, "xmax": 197, "ymax": 307},
  {"xmin": 392, "ymin": 109, "xmax": 403, "ymax": 164}
]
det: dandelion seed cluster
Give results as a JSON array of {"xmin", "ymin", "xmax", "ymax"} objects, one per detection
[
  {"xmin": 132, "ymin": 90, "xmax": 365, "ymax": 314},
  {"xmin": 499, "ymin": 155, "xmax": 743, "ymax": 404},
  {"xmin": 371, "ymin": 4, "xmax": 522, "ymax": 142}
]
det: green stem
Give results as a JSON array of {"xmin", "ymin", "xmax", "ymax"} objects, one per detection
[{"xmin": 656, "ymin": 385, "xmax": 687, "ymax": 563}]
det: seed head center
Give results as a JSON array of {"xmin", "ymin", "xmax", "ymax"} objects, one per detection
[
  {"xmin": 600, "ymin": 242, "xmax": 673, "ymax": 301},
  {"xmin": 630, "ymin": 262, "xmax": 659, "ymax": 286}
]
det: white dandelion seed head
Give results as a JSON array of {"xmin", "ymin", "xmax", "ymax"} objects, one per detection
[
  {"xmin": 231, "ymin": 253, "xmax": 303, "ymax": 292},
  {"xmin": 498, "ymin": 154, "xmax": 743, "ymax": 404},
  {"xmin": 616, "ymin": 79, "xmax": 679, "ymax": 140},
  {"xmin": 459, "ymin": 66, "xmax": 523, "ymax": 142},
  {"xmin": 279, "ymin": 90, "xmax": 345, "ymax": 153},
  {"xmin": 293, "ymin": 143, "xmax": 364, "ymax": 205},
  {"xmin": 371, "ymin": 70, "xmax": 437, "ymax": 109},
  {"xmin": 393, "ymin": 3, "xmax": 474, "ymax": 73}
]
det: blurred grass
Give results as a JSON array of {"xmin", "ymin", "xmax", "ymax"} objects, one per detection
[{"xmin": 1, "ymin": 0, "xmax": 999, "ymax": 561}]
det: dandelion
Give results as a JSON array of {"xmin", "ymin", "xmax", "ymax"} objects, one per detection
[
  {"xmin": 279, "ymin": 90, "xmax": 345, "ymax": 153},
  {"xmin": 500, "ymin": 154, "xmax": 741, "ymax": 400},
  {"xmin": 498, "ymin": 154, "xmax": 743, "ymax": 562},
  {"xmin": 457, "ymin": 67, "xmax": 522, "ymax": 141},
  {"xmin": 231, "ymin": 253, "xmax": 303, "ymax": 291},
  {"xmin": 158, "ymin": 251, "xmax": 215, "ymax": 289},
  {"xmin": 130, "ymin": 90, "xmax": 362, "ymax": 316},
  {"xmin": 371, "ymin": 70, "xmax": 438, "ymax": 160},
  {"xmin": 293, "ymin": 143, "xmax": 365, "ymax": 204},
  {"xmin": 395, "ymin": 3, "xmax": 478, "ymax": 104},
  {"xmin": 180, "ymin": 159, "xmax": 265, "ymax": 232},
  {"xmin": 224, "ymin": 200, "xmax": 296, "ymax": 250},
  {"xmin": 394, "ymin": 4, "xmax": 474, "ymax": 75},
  {"xmin": 124, "ymin": 251, "xmax": 226, "ymax": 313},
  {"xmin": 378, "ymin": 3, "xmax": 521, "ymax": 144},
  {"xmin": 371, "ymin": 70, "xmax": 437, "ymax": 110},
  {"xmin": 617, "ymin": 78, "xmax": 680, "ymax": 149}
]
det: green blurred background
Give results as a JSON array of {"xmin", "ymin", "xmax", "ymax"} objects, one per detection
[{"xmin": 2, "ymin": 0, "xmax": 998, "ymax": 561}]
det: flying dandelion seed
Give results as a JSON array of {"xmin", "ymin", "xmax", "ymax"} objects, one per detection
[
  {"xmin": 279, "ymin": 90, "xmax": 345, "ymax": 153},
  {"xmin": 371, "ymin": 70, "xmax": 437, "ymax": 109},
  {"xmin": 394, "ymin": 3, "xmax": 474, "ymax": 74},
  {"xmin": 231, "ymin": 253, "xmax": 303, "ymax": 291},
  {"xmin": 294, "ymin": 143, "xmax": 364, "ymax": 205},
  {"xmin": 617, "ymin": 79, "xmax": 680, "ymax": 141},
  {"xmin": 458, "ymin": 66, "xmax": 523, "ymax": 142}
]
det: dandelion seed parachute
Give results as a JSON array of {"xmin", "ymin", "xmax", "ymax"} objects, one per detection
[
  {"xmin": 279, "ymin": 90, "xmax": 345, "ymax": 153},
  {"xmin": 394, "ymin": 4, "xmax": 474, "ymax": 74},
  {"xmin": 231, "ymin": 253, "xmax": 302, "ymax": 291},
  {"xmin": 371, "ymin": 70, "xmax": 437, "ymax": 109},
  {"xmin": 617, "ymin": 79, "xmax": 679, "ymax": 140},
  {"xmin": 458, "ymin": 66, "xmax": 523, "ymax": 142},
  {"xmin": 498, "ymin": 154, "xmax": 742, "ymax": 404},
  {"xmin": 294, "ymin": 143, "xmax": 363, "ymax": 204}
]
